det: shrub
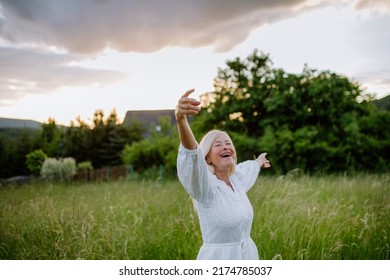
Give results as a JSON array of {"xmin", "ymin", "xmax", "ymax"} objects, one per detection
[
  {"xmin": 77, "ymin": 161, "xmax": 93, "ymax": 172},
  {"xmin": 41, "ymin": 157, "xmax": 76, "ymax": 181},
  {"xmin": 122, "ymin": 136, "xmax": 178, "ymax": 176},
  {"xmin": 26, "ymin": 149, "xmax": 47, "ymax": 175}
]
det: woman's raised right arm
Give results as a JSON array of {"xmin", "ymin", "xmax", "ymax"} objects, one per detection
[
  {"xmin": 176, "ymin": 89, "xmax": 213, "ymax": 202},
  {"xmin": 175, "ymin": 89, "xmax": 200, "ymax": 150}
]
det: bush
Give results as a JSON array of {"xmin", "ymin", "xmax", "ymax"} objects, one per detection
[
  {"xmin": 26, "ymin": 149, "xmax": 47, "ymax": 176},
  {"xmin": 122, "ymin": 116, "xmax": 179, "ymax": 176},
  {"xmin": 77, "ymin": 161, "xmax": 94, "ymax": 172},
  {"xmin": 41, "ymin": 157, "xmax": 76, "ymax": 181},
  {"xmin": 122, "ymin": 136, "xmax": 178, "ymax": 176}
]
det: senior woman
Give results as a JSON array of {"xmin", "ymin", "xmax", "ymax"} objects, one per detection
[{"xmin": 176, "ymin": 88, "xmax": 270, "ymax": 260}]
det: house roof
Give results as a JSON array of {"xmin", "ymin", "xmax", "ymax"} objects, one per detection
[{"xmin": 122, "ymin": 109, "xmax": 175, "ymax": 136}]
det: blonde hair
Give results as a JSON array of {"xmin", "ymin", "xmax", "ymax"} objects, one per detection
[{"xmin": 199, "ymin": 130, "xmax": 237, "ymax": 175}]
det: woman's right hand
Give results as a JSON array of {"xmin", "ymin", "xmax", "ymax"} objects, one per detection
[{"xmin": 175, "ymin": 89, "xmax": 201, "ymax": 121}]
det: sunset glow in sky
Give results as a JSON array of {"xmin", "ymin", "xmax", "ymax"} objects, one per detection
[{"xmin": 0, "ymin": 0, "xmax": 389, "ymax": 125}]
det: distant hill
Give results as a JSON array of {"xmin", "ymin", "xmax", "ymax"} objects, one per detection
[
  {"xmin": 0, "ymin": 117, "xmax": 42, "ymax": 129},
  {"xmin": 373, "ymin": 95, "xmax": 390, "ymax": 111}
]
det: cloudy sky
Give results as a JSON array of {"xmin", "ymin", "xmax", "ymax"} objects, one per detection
[{"xmin": 0, "ymin": 0, "xmax": 389, "ymax": 125}]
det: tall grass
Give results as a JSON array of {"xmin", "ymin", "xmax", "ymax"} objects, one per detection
[
  {"xmin": 0, "ymin": 174, "xmax": 389, "ymax": 260},
  {"xmin": 252, "ymin": 172, "xmax": 390, "ymax": 260}
]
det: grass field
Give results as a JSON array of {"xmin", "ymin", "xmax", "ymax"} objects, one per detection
[{"xmin": 0, "ymin": 173, "xmax": 389, "ymax": 260}]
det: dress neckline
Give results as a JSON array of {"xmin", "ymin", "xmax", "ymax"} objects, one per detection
[{"xmin": 217, "ymin": 177, "xmax": 235, "ymax": 193}]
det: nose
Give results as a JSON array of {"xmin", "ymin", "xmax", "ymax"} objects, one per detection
[{"xmin": 222, "ymin": 143, "xmax": 230, "ymax": 149}]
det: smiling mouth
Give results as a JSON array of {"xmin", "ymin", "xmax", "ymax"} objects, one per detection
[{"xmin": 221, "ymin": 152, "xmax": 231, "ymax": 158}]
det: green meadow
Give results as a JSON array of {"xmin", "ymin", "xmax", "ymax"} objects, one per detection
[{"xmin": 0, "ymin": 173, "xmax": 389, "ymax": 260}]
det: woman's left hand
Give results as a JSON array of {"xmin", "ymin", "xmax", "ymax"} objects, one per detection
[{"xmin": 256, "ymin": 153, "xmax": 271, "ymax": 168}]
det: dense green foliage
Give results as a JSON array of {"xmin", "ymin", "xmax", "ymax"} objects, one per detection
[
  {"xmin": 62, "ymin": 110, "xmax": 144, "ymax": 168},
  {"xmin": 0, "ymin": 174, "xmax": 388, "ymax": 259},
  {"xmin": 0, "ymin": 110, "xmax": 145, "ymax": 179},
  {"xmin": 122, "ymin": 116, "xmax": 179, "ymax": 176},
  {"xmin": 0, "ymin": 128, "xmax": 41, "ymax": 178},
  {"xmin": 25, "ymin": 149, "xmax": 48, "ymax": 176},
  {"xmin": 191, "ymin": 50, "xmax": 390, "ymax": 173}
]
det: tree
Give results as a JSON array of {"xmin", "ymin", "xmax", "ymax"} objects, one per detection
[
  {"xmin": 192, "ymin": 49, "xmax": 386, "ymax": 173},
  {"xmin": 122, "ymin": 116, "xmax": 179, "ymax": 175},
  {"xmin": 41, "ymin": 118, "xmax": 62, "ymax": 157},
  {"xmin": 63, "ymin": 116, "xmax": 90, "ymax": 163},
  {"xmin": 356, "ymin": 111, "xmax": 390, "ymax": 172},
  {"xmin": 0, "ymin": 128, "xmax": 41, "ymax": 178}
]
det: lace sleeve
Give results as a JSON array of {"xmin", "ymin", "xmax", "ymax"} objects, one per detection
[{"xmin": 177, "ymin": 144, "xmax": 214, "ymax": 204}]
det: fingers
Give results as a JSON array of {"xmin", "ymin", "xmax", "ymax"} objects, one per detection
[
  {"xmin": 179, "ymin": 96, "xmax": 201, "ymax": 107},
  {"xmin": 178, "ymin": 100, "xmax": 200, "ymax": 110},
  {"xmin": 182, "ymin": 88, "xmax": 195, "ymax": 98},
  {"xmin": 263, "ymin": 162, "xmax": 271, "ymax": 168},
  {"xmin": 176, "ymin": 102, "xmax": 200, "ymax": 116},
  {"xmin": 176, "ymin": 89, "xmax": 201, "ymax": 119},
  {"xmin": 180, "ymin": 89, "xmax": 200, "ymax": 107}
]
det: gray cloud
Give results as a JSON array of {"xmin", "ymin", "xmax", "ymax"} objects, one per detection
[
  {"xmin": 0, "ymin": 46, "xmax": 128, "ymax": 105},
  {"xmin": 346, "ymin": 12, "xmax": 390, "ymax": 96},
  {"xmin": 354, "ymin": 0, "xmax": 390, "ymax": 14},
  {"xmin": 0, "ymin": 0, "xmax": 316, "ymax": 105},
  {"xmin": 1, "ymin": 0, "xmax": 389, "ymax": 106},
  {"xmin": 0, "ymin": 0, "xmax": 310, "ymax": 53}
]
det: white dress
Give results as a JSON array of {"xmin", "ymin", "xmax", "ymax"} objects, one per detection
[{"xmin": 177, "ymin": 144, "xmax": 261, "ymax": 260}]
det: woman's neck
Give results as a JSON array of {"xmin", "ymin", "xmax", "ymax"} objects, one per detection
[
  {"xmin": 215, "ymin": 169, "xmax": 234, "ymax": 191},
  {"xmin": 215, "ymin": 168, "xmax": 229, "ymax": 182}
]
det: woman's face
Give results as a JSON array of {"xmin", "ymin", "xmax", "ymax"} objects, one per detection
[{"xmin": 206, "ymin": 133, "xmax": 236, "ymax": 171}]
